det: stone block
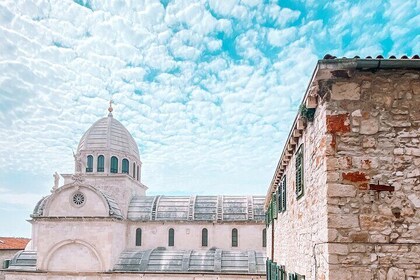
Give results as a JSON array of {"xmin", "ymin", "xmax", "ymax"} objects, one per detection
[
  {"xmin": 349, "ymin": 231, "xmax": 369, "ymax": 242},
  {"xmin": 329, "ymin": 244, "xmax": 349, "ymax": 255},
  {"xmin": 360, "ymin": 117, "xmax": 380, "ymax": 135},
  {"xmin": 360, "ymin": 215, "xmax": 392, "ymax": 231},
  {"xmin": 387, "ymin": 267, "xmax": 406, "ymax": 280},
  {"xmin": 327, "ymin": 114, "xmax": 351, "ymax": 133},
  {"xmin": 328, "ymin": 214, "xmax": 359, "ymax": 229},
  {"xmin": 405, "ymin": 148, "xmax": 420, "ymax": 156},
  {"xmin": 349, "ymin": 244, "xmax": 366, "ymax": 253},
  {"xmin": 331, "ymin": 82, "xmax": 361, "ymax": 100},
  {"xmin": 362, "ymin": 137, "xmax": 376, "ymax": 148},
  {"xmin": 327, "ymin": 184, "xmax": 356, "ymax": 197},
  {"xmin": 407, "ymin": 194, "xmax": 420, "ymax": 208}
]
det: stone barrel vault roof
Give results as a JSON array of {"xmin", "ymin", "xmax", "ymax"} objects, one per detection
[
  {"xmin": 8, "ymin": 250, "xmax": 36, "ymax": 271},
  {"xmin": 77, "ymin": 115, "xmax": 140, "ymax": 160},
  {"xmin": 114, "ymin": 248, "xmax": 266, "ymax": 274},
  {"xmin": 128, "ymin": 195, "xmax": 265, "ymax": 222}
]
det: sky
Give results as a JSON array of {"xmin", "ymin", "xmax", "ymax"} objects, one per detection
[{"xmin": 0, "ymin": 0, "xmax": 418, "ymax": 237}]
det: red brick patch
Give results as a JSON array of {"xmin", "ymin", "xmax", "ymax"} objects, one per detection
[
  {"xmin": 342, "ymin": 171, "xmax": 368, "ymax": 182},
  {"xmin": 326, "ymin": 114, "xmax": 350, "ymax": 133}
]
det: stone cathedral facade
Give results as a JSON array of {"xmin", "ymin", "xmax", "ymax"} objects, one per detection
[
  {"xmin": 4, "ymin": 106, "xmax": 267, "ymax": 279},
  {"xmin": 265, "ymin": 56, "xmax": 420, "ymax": 280}
]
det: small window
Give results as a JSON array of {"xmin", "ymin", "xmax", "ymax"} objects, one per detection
[
  {"xmin": 137, "ymin": 166, "xmax": 140, "ymax": 181},
  {"xmin": 202, "ymin": 228, "xmax": 208, "ymax": 247},
  {"xmin": 231, "ymin": 228, "xmax": 238, "ymax": 247},
  {"xmin": 86, "ymin": 155, "xmax": 93, "ymax": 172},
  {"xmin": 133, "ymin": 162, "xmax": 136, "ymax": 178},
  {"xmin": 272, "ymin": 192, "xmax": 278, "ymax": 219},
  {"xmin": 135, "ymin": 228, "xmax": 142, "ymax": 246},
  {"xmin": 97, "ymin": 155, "xmax": 104, "ymax": 172},
  {"xmin": 295, "ymin": 145, "xmax": 304, "ymax": 199},
  {"xmin": 110, "ymin": 156, "xmax": 118, "ymax": 173},
  {"xmin": 122, "ymin": 158, "xmax": 129, "ymax": 174},
  {"xmin": 168, "ymin": 228, "xmax": 174, "ymax": 246},
  {"xmin": 262, "ymin": 228, "xmax": 266, "ymax": 247},
  {"xmin": 278, "ymin": 176, "xmax": 286, "ymax": 212}
]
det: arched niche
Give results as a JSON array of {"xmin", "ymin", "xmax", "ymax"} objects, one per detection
[{"xmin": 45, "ymin": 240, "xmax": 103, "ymax": 272}]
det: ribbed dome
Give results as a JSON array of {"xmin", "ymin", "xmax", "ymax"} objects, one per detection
[{"xmin": 77, "ymin": 115, "xmax": 140, "ymax": 160}]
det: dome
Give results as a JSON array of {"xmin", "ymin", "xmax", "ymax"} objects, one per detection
[{"xmin": 77, "ymin": 115, "xmax": 140, "ymax": 160}]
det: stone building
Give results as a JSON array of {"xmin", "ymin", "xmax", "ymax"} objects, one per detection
[
  {"xmin": 265, "ymin": 55, "xmax": 420, "ymax": 280},
  {"xmin": 0, "ymin": 237, "xmax": 30, "ymax": 280},
  {"xmin": 4, "ymin": 106, "xmax": 266, "ymax": 279}
]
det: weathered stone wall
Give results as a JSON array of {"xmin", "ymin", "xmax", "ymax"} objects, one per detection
[
  {"xmin": 268, "ymin": 102, "xmax": 329, "ymax": 279},
  {"xmin": 324, "ymin": 69, "xmax": 420, "ymax": 279}
]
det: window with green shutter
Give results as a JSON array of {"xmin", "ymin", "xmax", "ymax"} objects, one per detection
[
  {"xmin": 295, "ymin": 145, "xmax": 304, "ymax": 199},
  {"xmin": 272, "ymin": 193, "xmax": 278, "ymax": 219},
  {"xmin": 266, "ymin": 259, "xmax": 271, "ymax": 280},
  {"xmin": 281, "ymin": 176, "xmax": 287, "ymax": 212},
  {"xmin": 279, "ymin": 265, "xmax": 286, "ymax": 280},
  {"xmin": 271, "ymin": 262, "xmax": 277, "ymax": 280}
]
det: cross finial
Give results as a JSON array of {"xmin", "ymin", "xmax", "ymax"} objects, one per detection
[{"xmin": 108, "ymin": 100, "xmax": 113, "ymax": 116}]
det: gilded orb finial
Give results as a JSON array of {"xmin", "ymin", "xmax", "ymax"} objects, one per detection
[{"xmin": 108, "ymin": 100, "xmax": 113, "ymax": 116}]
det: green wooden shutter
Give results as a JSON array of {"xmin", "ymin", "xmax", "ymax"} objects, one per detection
[
  {"xmin": 295, "ymin": 145, "xmax": 304, "ymax": 198},
  {"xmin": 282, "ymin": 176, "xmax": 287, "ymax": 212},
  {"xmin": 271, "ymin": 262, "xmax": 277, "ymax": 280},
  {"xmin": 272, "ymin": 193, "xmax": 278, "ymax": 219},
  {"xmin": 266, "ymin": 259, "xmax": 271, "ymax": 280}
]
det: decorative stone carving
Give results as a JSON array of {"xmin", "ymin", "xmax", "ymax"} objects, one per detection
[{"xmin": 71, "ymin": 173, "xmax": 85, "ymax": 185}]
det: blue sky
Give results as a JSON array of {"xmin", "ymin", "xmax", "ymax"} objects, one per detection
[{"xmin": 0, "ymin": 0, "xmax": 418, "ymax": 237}]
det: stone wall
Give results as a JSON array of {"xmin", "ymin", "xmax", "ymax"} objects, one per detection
[
  {"xmin": 32, "ymin": 219, "xmax": 126, "ymax": 272},
  {"xmin": 267, "ymin": 68, "xmax": 420, "ymax": 280},
  {"xmin": 324, "ymin": 69, "xmax": 420, "ymax": 279},
  {"xmin": 4, "ymin": 272, "xmax": 265, "ymax": 280},
  {"xmin": 127, "ymin": 222, "xmax": 266, "ymax": 251},
  {"xmin": 268, "ymin": 102, "xmax": 329, "ymax": 279}
]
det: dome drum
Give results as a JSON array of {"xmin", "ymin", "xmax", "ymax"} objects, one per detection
[{"xmin": 75, "ymin": 115, "xmax": 142, "ymax": 181}]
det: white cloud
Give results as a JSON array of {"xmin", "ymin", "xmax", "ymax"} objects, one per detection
[
  {"xmin": 0, "ymin": 0, "xmax": 417, "ymax": 237},
  {"xmin": 267, "ymin": 27, "xmax": 297, "ymax": 47}
]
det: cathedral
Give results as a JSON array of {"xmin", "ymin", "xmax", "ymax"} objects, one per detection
[{"xmin": 4, "ymin": 104, "xmax": 266, "ymax": 279}]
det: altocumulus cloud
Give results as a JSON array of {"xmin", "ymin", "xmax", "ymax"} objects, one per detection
[{"xmin": 0, "ymin": 0, "xmax": 418, "ymax": 235}]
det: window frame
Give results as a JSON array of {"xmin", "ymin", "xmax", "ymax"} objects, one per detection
[
  {"xmin": 122, "ymin": 158, "xmax": 129, "ymax": 174},
  {"xmin": 97, "ymin": 155, "xmax": 104, "ymax": 172},
  {"xmin": 295, "ymin": 145, "xmax": 304, "ymax": 199},
  {"xmin": 262, "ymin": 228, "xmax": 267, "ymax": 248},
  {"xmin": 231, "ymin": 228, "xmax": 238, "ymax": 247},
  {"xmin": 110, "ymin": 156, "xmax": 118, "ymax": 173},
  {"xmin": 86, "ymin": 155, "xmax": 93, "ymax": 172},
  {"xmin": 168, "ymin": 228, "xmax": 175, "ymax": 247},
  {"xmin": 135, "ymin": 228, "xmax": 142, "ymax": 246},
  {"xmin": 201, "ymin": 228, "xmax": 208, "ymax": 247},
  {"xmin": 278, "ymin": 176, "xmax": 287, "ymax": 212}
]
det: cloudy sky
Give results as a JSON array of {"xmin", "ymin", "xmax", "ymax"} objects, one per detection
[{"xmin": 0, "ymin": 0, "xmax": 418, "ymax": 237}]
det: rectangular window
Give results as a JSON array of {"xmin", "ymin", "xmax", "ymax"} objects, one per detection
[
  {"xmin": 295, "ymin": 145, "xmax": 304, "ymax": 199},
  {"xmin": 272, "ymin": 193, "xmax": 278, "ymax": 219},
  {"xmin": 280, "ymin": 176, "xmax": 286, "ymax": 212},
  {"xmin": 231, "ymin": 228, "xmax": 238, "ymax": 247},
  {"xmin": 168, "ymin": 228, "xmax": 174, "ymax": 246}
]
